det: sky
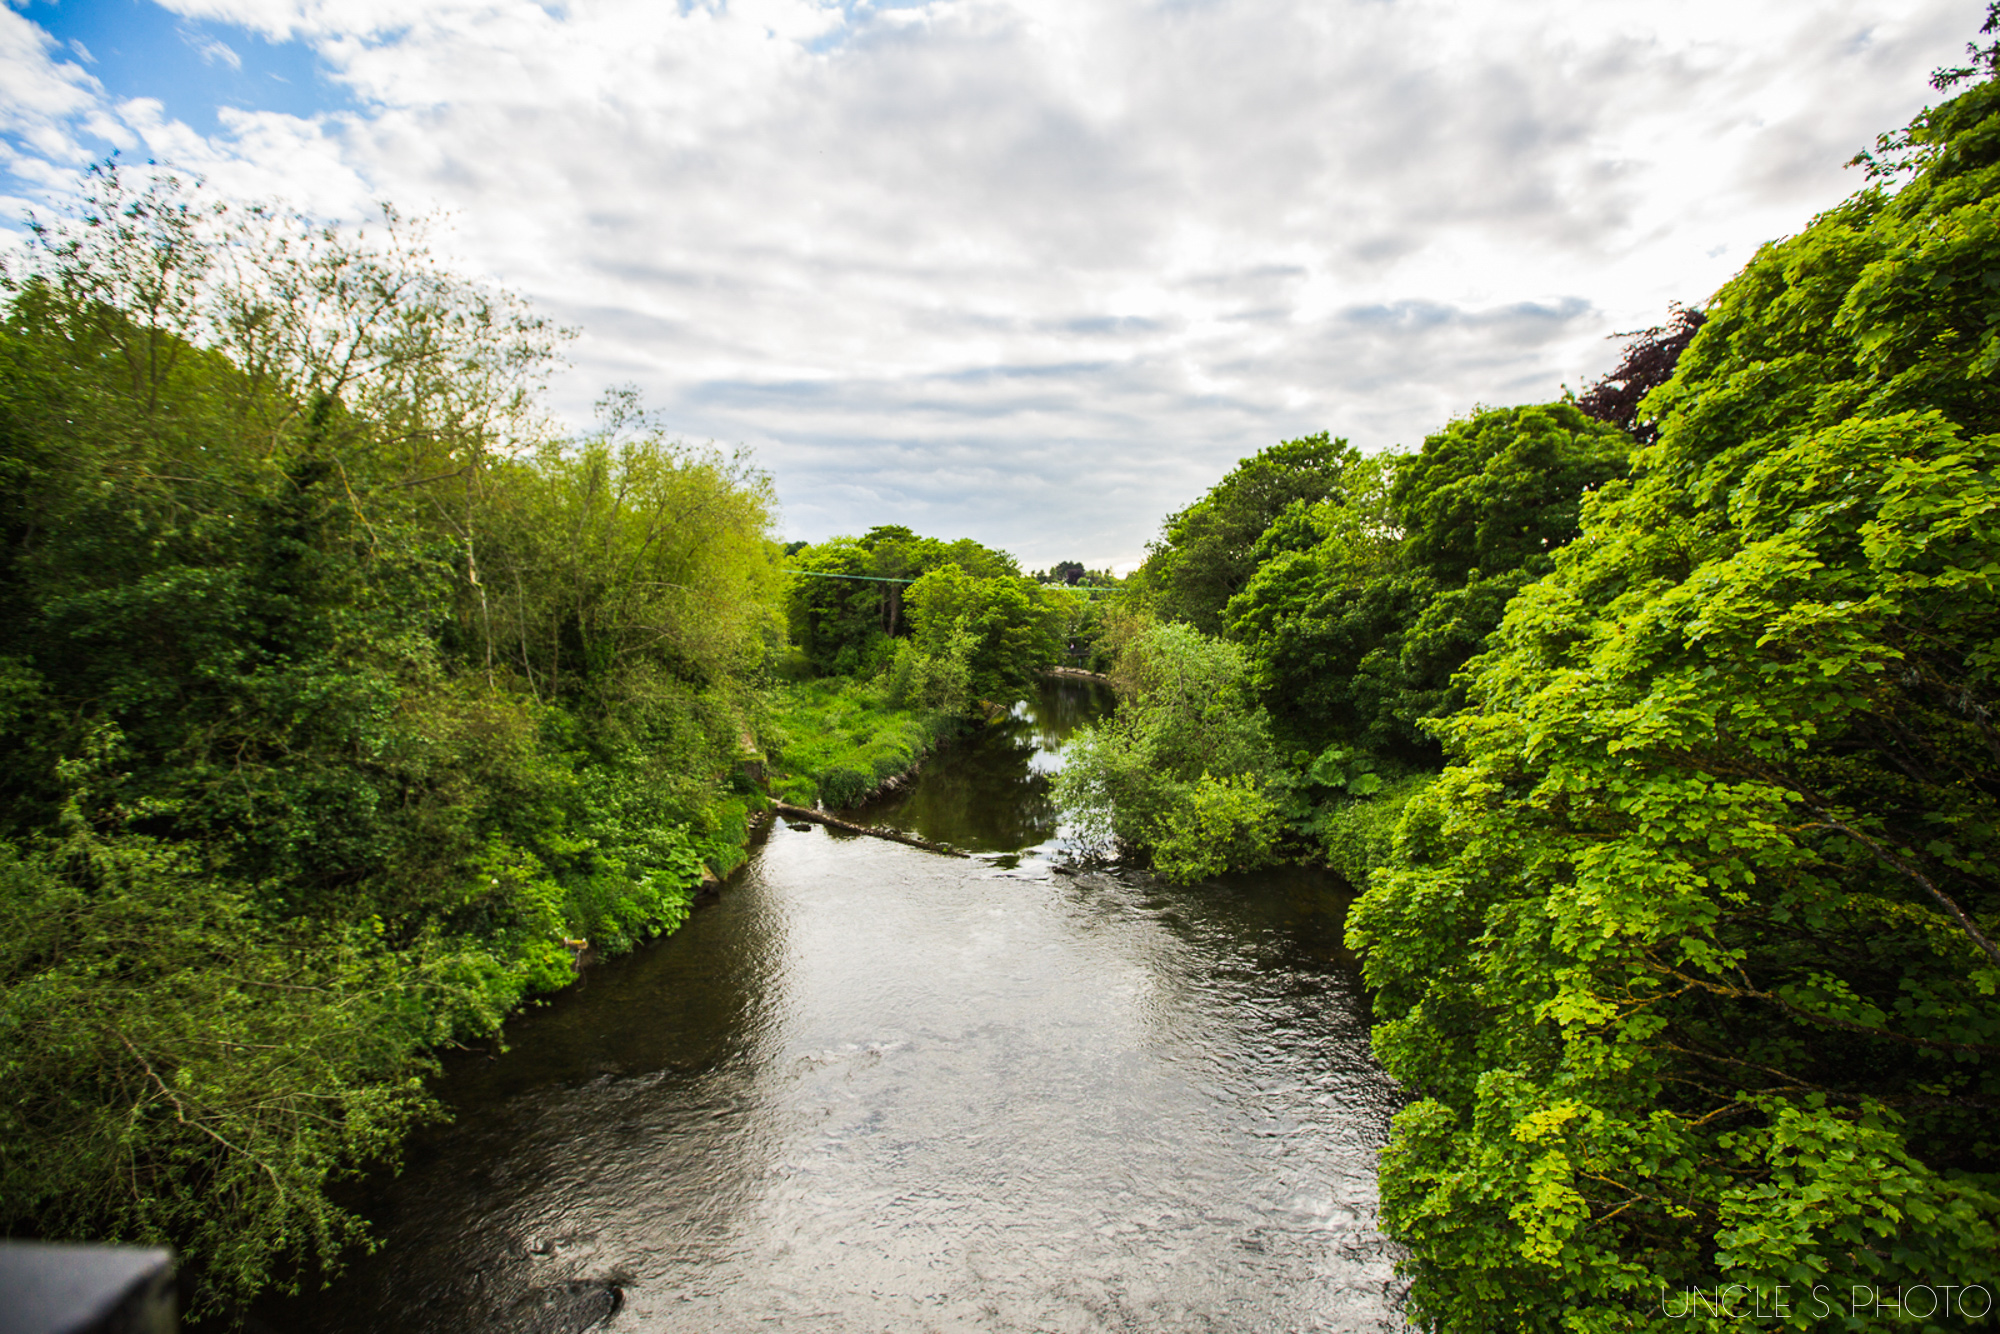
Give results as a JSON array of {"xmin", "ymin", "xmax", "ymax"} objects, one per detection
[{"xmin": 0, "ymin": 0, "xmax": 1983, "ymax": 570}]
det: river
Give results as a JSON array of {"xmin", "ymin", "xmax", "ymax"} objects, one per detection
[{"xmin": 252, "ymin": 679, "xmax": 1407, "ymax": 1333}]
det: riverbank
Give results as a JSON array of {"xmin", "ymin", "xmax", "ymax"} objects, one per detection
[
  {"xmin": 761, "ymin": 674, "xmax": 967, "ymax": 808},
  {"xmin": 244, "ymin": 674, "xmax": 1406, "ymax": 1334}
]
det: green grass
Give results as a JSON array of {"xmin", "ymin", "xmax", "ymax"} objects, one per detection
[{"xmin": 763, "ymin": 676, "xmax": 960, "ymax": 808}]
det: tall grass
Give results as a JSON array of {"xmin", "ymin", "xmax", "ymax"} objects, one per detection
[{"xmin": 763, "ymin": 677, "xmax": 961, "ymax": 808}]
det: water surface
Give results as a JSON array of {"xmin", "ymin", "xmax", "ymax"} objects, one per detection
[{"xmin": 258, "ymin": 680, "xmax": 1406, "ymax": 1332}]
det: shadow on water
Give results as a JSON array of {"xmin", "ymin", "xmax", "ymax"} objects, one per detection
[{"xmin": 246, "ymin": 675, "xmax": 1407, "ymax": 1334}]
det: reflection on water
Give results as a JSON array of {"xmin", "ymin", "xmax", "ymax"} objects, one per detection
[
  {"xmin": 857, "ymin": 679, "xmax": 1113, "ymax": 857},
  {"xmin": 252, "ymin": 679, "xmax": 1406, "ymax": 1333}
]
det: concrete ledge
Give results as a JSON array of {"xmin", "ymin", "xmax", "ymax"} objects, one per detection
[{"xmin": 0, "ymin": 1241, "xmax": 176, "ymax": 1334}]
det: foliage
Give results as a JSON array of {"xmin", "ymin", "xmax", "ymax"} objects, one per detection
[
  {"xmin": 762, "ymin": 675, "xmax": 961, "ymax": 809},
  {"xmin": 1137, "ymin": 432, "xmax": 1357, "ymax": 635},
  {"xmin": 1054, "ymin": 621, "xmax": 1280, "ymax": 879},
  {"xmin": 1228, "ymin": 405, "xmax": 1630, "ymax": 761},
  {"xmin": 1066, "ymin": 407, "xmax": 1613, "ymax": 878},
  {"xmin": 1034, "ymin": 574, "xmax": 1123, "ymax": 671},
  {"xmin": 1351, "ymin": 65, "xmax": 2000, "ymax": 1331},
  {"xmin": 480, "ymin": 387, "xmax": 784, "ymax": 702},
  {"xmin": 1314, "ymin": 774, "xmax": 1431, "ymax": 890},
  {"xmin": 1853, "ymin": 2, "xmax": 2000, "ymax": 181},
  {"xmin": 784, "ymin": 525, "xmax": 1017, "ymax": 675},
  {"xmin": 905, "ymin": 563, "xmax": 1072, "ymax": 701},
  {"xmin": 2, "ymin": 832, "xmax": 441, "ymax": 1310},
  {"xmin": 1303, "ymin": 744, "xmax": 1384, "ymax": 798},
  {"xmin": 1031, "ymin": 559, "xmax": 1119, "ymax": 587},
  {"xmin": 883, "ymin": 629, "xmax": 976, "ymax": 717},
  {"xmin": 0, "ymin": 165, "xmax": 779, "ymax": 1314},
  {"xmin": 1149, "ymin": 771, "xmax": 1281, "ymax": 883},
  {"xmin": 1575, "ymin": 305, "xmax": 1707, "ymax": 444}
]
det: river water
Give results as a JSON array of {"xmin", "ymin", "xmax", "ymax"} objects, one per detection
[{"xmin": 257, "ymin": 680, "xmax": 1407, "ymax": 1333}]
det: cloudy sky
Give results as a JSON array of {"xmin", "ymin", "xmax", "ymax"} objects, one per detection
[{"xmin": 0, "ymin": 0, "xmax": 1980, "ymax": 568}]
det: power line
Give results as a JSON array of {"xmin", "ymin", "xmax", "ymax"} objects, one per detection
[
  {"xmin": 784, "ymin": 569, "xmax": 915, "ymax": 584},
  {"xmin": 782, "ymin": 569, "xmax": 1121, "ymax": 595}
]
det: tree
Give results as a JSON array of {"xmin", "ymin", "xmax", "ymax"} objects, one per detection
[
  {"xmin": 0, "ymin": 165, "xmax": 776, "ymax": 1315},
  {"xmin": 786, "ymin": 536, "xmax": 885, "ymax": 674},
  {"xmin": 1054, "ymin": 621, "xmax": 1280, "ymax": 880},
  {"xmin": 1574, "ymin": 305, "xmax": 1706, "ymax": 444},
  {"xmin": 905, "ymin": 564, "xmax": 1067, "ymax": 701},
  {"xmin": 1044, "ymin": 560, "xmax": 1087, "ymax": 586},
  {"xmin": 1350, "ymin": 59, "xmax": 2000, "ymax": 1330},
  {"xmin": 1139, "ymin": 432, "xmax": 1357, "ymax": 635},
  {"xmin": 1228, "ymin": 405, "xmax": 1629, "ymax": 760},
  {"xmin": 784, "ymin": 527, "xmax": 1019, "ymax": 675},
  {"xmin": 482, "ymin": 387, "xmax": 782, "ymax": 702}
]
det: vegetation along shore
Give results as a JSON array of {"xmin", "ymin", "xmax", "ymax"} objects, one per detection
[{"xmin": 4, "ymin": 11, "xmax": 1999, "ymax": 1329}]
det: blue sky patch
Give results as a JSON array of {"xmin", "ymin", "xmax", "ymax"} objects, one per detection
[{"xmin": 20, "ymin": 0, "xmax": 357, "ymax": 135}]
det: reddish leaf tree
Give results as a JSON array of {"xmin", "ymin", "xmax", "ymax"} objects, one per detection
[{"xmin": 1575, "ymin": 304, "xmax": 1705, "ymax": 443}]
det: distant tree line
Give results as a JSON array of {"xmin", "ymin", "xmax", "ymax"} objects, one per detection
[{"xmin": 784, "ymin": 524, "xmax": 1114, "ymax": 698}]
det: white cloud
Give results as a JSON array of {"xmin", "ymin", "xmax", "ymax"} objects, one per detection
[
  {"xmin": 1, "ymin": 5, "xmax": 103, "ymax": 155},
  {"xmin": 188, "ymin": 32, "xmax": 244, "ymax": 69},
  {"xmin": 0, "ymin": 0, "xmax": 1979, "ymax": 566}
]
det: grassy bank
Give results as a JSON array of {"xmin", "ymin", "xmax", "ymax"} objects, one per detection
[{"xmin": 761, "ymin": 675, "xmax": 963, "ymax": 808}]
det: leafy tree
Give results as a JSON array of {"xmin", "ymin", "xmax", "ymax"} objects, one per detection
[
  {"xmin": 1351, "ymin": 58, "xmax": 2000, "ymax": 1330},
  {"xmin": 882, "ymin": 630, "xmax": 975, "ymax": 716},
  {"xmin": 1228, "ymin": 405, "xmax": 1629, "ymax": 761},
  {"xmin": 481, "ymin": 387, "xmax": 783, "ymax": 702},
  {"xmin": 1147, "ymin": 772, "xmax": 1282, "ymax": 883},
  {"xmin": 1390, "ymin": 402, "xmax": 1630, "ymax": 588},
  {"xmin": 0, "ymin": 830, "xmax": 452, "ymax": 1309},
  {"xmin": 784, "ymin": 527, "xmax": 1018, "ymax": 675},
  {"xmin": 0, "ymin": 165, "xmax": 777, "ymax": 1314},
  {"xmin": 1139, "ymin": 431, "xmax": 1357, "ymax": 635},
  {"xmin": 1575, "ymin": 305, "xmax": 1706, "ymax": 443},
  {"xmin": 1043, "ymin": 559, "xmax": 1087, "ymax": 585},
  {"xmin": 786, "ymin": 536, "xmax": 886, "ymax": 674},
  {"xmin": 905, "ymin": 563, "xmax": 1068, "ymax": 701}
]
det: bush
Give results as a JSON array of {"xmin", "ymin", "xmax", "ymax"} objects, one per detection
[
  {"xmin": 883, "ymin": 632, "xmax": 974, "ymax": 715},
  {"xmin": 1151, "ymin": 772, "xmax": 1281, "ymax": 882},
  {"xmin": 816, "ymin": 764, "xmax": 874, "ymax": 808},
  {"xmin": 1054, "ymin": 620, "xmax": 1281, "ymax": 880},
  {"xmin": 1316, "ymin": 774, "xmax": 1432, "ymax": 889},
  {"xmin": 762, "ymin": 675, "xmax": 960, "ymax": 809}
]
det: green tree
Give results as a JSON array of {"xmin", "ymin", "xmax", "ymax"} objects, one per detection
[
  {"xmin": 482, "ymin": 387, "xmax": 783, "ymax": 702},
  {"xmin": 0, "ymin": 165, "xmax": 777, "ymax": 1314},
  {"xmin": 1139, "ymin": 431, "xmax": 1357, "ymax": 635},
  {"xmin": 786, "ymin": 536, "xmax": 886, "ymax": 674},
  {"xmin": 1054, "ymin": 621, "xmax": 1280, "ymax": 880},
  {"xmin": 1228, "ymin": 405, "xmax": 1629, "ymax": 761},
  {"xmin": 905, "ymin": 563, "xmax": 1067, "ymax": 701},
  {"xmin": 784, "ymin": 527, "xmax": 1019, "ymax": 675},
  {"xmin": 1351, "ymin": 61, "xmax": 2000, "ymax": 1331}
]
